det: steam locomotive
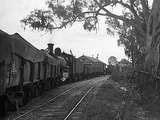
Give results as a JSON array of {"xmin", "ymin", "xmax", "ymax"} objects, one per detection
[{"xmin": 0, "ymin": 30, "xmax": 106, "ymax": 116}]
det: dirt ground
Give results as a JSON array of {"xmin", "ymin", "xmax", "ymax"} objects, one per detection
[
  {"xmin": 5, "ymin": 76, "xmax": 160, "ymax": 120},
  {"xmin": 79, "ymin": 78, "xmax": 160, "ymax": 120}
]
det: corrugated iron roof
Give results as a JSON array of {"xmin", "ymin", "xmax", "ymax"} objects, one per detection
[
  {"xmin": 0, "ymin": 29, "xmax": 8, "ymax": 34},
  {"xmin": 0, "ymin": 30, "xmax": 44, "ymax": 62},
  {"xmin": 78, "ymin": 55, "xmax": 106, "ymax": 64},
  {"xmin": 11, "ymin": 33, "xmax": 40, "ymax": 51}
]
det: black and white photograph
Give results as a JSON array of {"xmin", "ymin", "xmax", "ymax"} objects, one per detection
[{"xmin": 0, "ymin": 0, "xmax": 159, "ymax": 120}]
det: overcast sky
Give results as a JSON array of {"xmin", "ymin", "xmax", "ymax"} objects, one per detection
[{"xmin": 0, "ymin": 0, "xmax": 130, "ymax": 63}]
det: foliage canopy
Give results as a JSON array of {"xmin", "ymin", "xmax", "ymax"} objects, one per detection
[{"xmin": 21, "ymin": 0, "xmax": 152, "ymax": 68}]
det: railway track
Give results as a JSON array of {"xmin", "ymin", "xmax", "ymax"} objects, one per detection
[
  {"xmin": 63, "ymin": 86, "xmax": 94, "ymax": 120},
  {"xmin": 13, "ymin": 87, "xmax": 74, "ymax": 120},
  {"xmin": 13, "ymin": 86, "xmax": 95, "ymax": 120},
  {"xmin": 11, "ymin": 77, "xmax": 102, "ymax": 120}
]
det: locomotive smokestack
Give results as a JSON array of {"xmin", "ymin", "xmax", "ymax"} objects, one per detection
[{"xmin": 48, "ymin": 43, "xmax": 54, "ymax": 55}]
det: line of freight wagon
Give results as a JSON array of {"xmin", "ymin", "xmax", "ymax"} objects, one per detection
[{"xmin": 0, "ymin": 30, "xmax": 106, "ymax": 117}]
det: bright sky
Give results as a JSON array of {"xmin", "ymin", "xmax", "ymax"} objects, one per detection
[{"xmin": 0, "ymin": 0, "xmax": 129, "ymax": 64}]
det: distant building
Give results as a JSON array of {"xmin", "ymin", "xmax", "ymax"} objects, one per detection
[{"xmin": 78, "ymin": 55, "xmax": 106, "ymax": 74}]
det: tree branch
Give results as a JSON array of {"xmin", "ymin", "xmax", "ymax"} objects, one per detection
[
  {"xmin": 116, "ymin": 0, "xmax": 142, "ymax": 23},
  {"xmin": 93, "ymin": 0, "xmax": 133, "ymax": 23},
  {"xmin": 140, "ymin": 0, "xmax": 150, "ymax": 22},
  {"xmin": 49, "ymin": 11, "xmax": 98, "ymax": 29},
  {"xmin": 93, "ymin": 0, "xmax": 146, "ymax": 37}
]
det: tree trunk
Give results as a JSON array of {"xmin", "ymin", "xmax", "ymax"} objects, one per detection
[{"xmin": 145, "ymin": 0, "xmax": 160, "ymax": 75}]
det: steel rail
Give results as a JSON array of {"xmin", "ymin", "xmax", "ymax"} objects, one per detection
[
  {"xmin": 63, "ymin": 86, "xmax": 94, "ymax": 120},
  {"xmin": 14, "ymin": 87, "xmax": 74, "ymax": 120}
]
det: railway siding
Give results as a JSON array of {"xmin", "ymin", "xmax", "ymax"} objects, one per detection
[
  {"xmin": 5, "ymin": 78, "xmax": 92, "ymax": 119},
  {"xmin": 5, "ymin": 76, "xmax": 106, "ymax": 120}
]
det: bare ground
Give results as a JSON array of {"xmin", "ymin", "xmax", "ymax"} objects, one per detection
[{"xmin": 79, "ymin": 79, "xmax": 160, "ymax": 120}]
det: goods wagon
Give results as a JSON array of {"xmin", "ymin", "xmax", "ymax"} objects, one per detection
[
  {"xmin": 0, "ymin": 31, "xmax": 62, "ymax": 116},
  {"xmin": 0, "ymin": 30, "xmax": 106, "ymax": 117}
]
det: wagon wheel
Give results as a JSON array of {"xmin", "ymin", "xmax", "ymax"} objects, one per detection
[
  {"xmin": 3, "ymin": 100, "xmax": 9, "ymax": 116},
  {"xmin": 34, "ymin": 85, "xmax": 39, "ymax": 97},
  {"xmin": 23, "ymin": 89, "xmax": 31, "ymax": 105},
  {"xmin": 0, "ymin": 95, "xmax": 9, "ymax": 117}
]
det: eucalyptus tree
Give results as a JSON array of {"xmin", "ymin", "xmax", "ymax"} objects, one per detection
[
  {"xmin": 145, "ymin": 0, "xmax": 160, "ymax": 75},
  {"xmin": 117, "ymin": 27, "xmax": 145, "ymax": 69},
  {"xmin": 21, "ymin": 0, "xmax": 152, "ymax": 68}
]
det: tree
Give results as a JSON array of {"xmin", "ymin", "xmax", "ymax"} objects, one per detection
[
  {"xmin": 21, "ymin": 0, "xmax": 152, "ymax": 70},
  {"xmin": 21, "ymin": 0, "xmax": 151, "ymax": 34},
  {"xmin": 117, "ymin": 27, "xmax": 145, "ymax": 69},
  {"xmin": 144, "ymin": 0, "xmax": 160, "ymax": 75},
  {"xmin": 119, "ymin": 58, "xmax": 130, "ymax": 65},
  {"xmin": 108, "ymin": 56, "xmax": 117, "ymax": 66}
]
